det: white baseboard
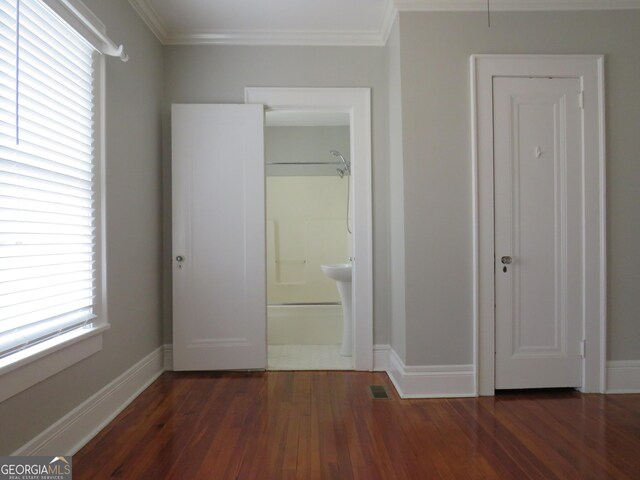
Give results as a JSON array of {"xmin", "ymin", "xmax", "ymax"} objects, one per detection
[
  {"xmin": 167, "ymin": 343, "xmax": 388, "ymax": 372},
  {"xmin": 386, "ymin": 348, "xmax": 475, "ymax": 398},
  {"xmin": 373, "ymin": 344, "xmax": 390, "ymax": 371},
  {"xmin": 606, "ymin": 360, "xmax": 640, "ymax": 393},
  {"xmin": 13, "ymin": 346, "xmax": 165, "ymax": 456},
  {"xmin": 164, "ymin": 344, "xmax": 173, "ymax": 371}
]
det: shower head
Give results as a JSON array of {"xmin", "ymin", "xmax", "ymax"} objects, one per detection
[{"xmin": 330, "ymin": 150, "xmax": 350, "ymax": 177}]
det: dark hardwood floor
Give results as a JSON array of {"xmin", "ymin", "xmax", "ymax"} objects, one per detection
[{"xmin": 73, "ymin": 371, "xmax": 640, "ymax": 479}]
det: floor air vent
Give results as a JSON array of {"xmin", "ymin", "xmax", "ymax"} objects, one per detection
[{"xmin": 369, "ymin": 385, "xmax": 390, "ymax": 399}]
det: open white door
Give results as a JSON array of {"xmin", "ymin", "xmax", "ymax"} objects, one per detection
[{"xmin": 172, "ymin": 104, "xmax": 266, "ymax": 371}]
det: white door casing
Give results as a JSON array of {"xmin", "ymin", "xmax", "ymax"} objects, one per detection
[
  {"xmin": 471, "ymin": 55, "xmax": 606, "ymax": 395},
  {"xmin": 172, "ymin": 104, "xmax": 266, "ymax": 371},
  {"xmin": 245, "ymin": 87, "xmax": 373, "ymax": 371},
  {"xmin": 493, "ymin": 77, "xmax": 582, "ymax": 389}
]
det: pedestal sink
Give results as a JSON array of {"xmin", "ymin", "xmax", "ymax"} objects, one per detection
[{"xmin": 321, "ymin": 263, "xmax": 352, "ymax": 357}]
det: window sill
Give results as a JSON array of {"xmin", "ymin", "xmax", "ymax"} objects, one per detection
[{"xmin": 0, "ymin": 324, "xmax": 110, "ymax": 403}]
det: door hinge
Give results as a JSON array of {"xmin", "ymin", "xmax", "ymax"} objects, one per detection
[
  {"xmin": 580, "ymin": 340, "xmax": 586, "ymax": 358},
  {"xmin": 578, "ymin": 91, "xmax": 584, "ymax": 109}
]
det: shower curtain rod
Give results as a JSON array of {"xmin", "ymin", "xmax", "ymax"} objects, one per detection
[{"xmin": 266, "ymin": 161, "xmax": 345, "ymax": 166}]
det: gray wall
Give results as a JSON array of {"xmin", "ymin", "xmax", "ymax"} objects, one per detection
[
  {"xmin": 397, "ymin": 10, "xmax": 640, "ymax": 365},
  {"xmin": 386, "ymin": 17, "xmax": 407, "ymax": 361},
  {"xmin": 0, "ymin": 0, "xmax": 164, "ymax": 454},
  {"xmin": 163, "ymin": 45, "xmax": 391, "ymax": 345}
]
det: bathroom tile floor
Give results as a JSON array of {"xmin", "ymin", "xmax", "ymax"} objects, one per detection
[{"xmin": 268, "ymin": 344, "xmax": 352, "ymax": 370}]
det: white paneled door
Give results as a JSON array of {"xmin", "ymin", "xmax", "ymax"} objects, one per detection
[
  {"xmin": 494, "ymin": 78, "xmax": 583, "ymax": 389},
  {"xmin": 172, "ymin": 104, "xmax": 266, "ymax": 371}
]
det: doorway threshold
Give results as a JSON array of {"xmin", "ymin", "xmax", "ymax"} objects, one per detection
[{"xmin": 267, "ymin": 345, "xmax": 353, "ymax": 371}]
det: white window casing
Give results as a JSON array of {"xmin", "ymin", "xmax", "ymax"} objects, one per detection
[{"xmin": 0, "ymin": 0, "xmax": 122, "ymax": 402}]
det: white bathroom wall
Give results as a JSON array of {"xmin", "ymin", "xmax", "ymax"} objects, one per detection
[
  {"xmin": 268, "ymin": 305, "xmax": 342, "ymax": 345},
  {"xmin": 266, "ymin": 176, "xmax": 350, "ymax": 304}
]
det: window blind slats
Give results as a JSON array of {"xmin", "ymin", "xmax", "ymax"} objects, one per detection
[
  {"xmin": 0, "ymin": 271, "xmax": 93, "ymax": 296},
  {"xmin": 0, "ymin": 209, "xmax": 92, "ymax": 229},
  {"xmin": 18, "ymin": 83, "xmax": 93, "ymax": 134},
  {"xmin": 0, "ymin": 9, "xmax": 17, "ymax": 38},
  {"xmin": 19, "ymin": 35, "xmax": 92, "ymax": 81},
  {"xmin": 0, "ymin": 0, "xmax": 97, "ymax": 359},
  {"xmin": 17, "ymin": 126, "xmax": 93, "ymax": 160},
  {"xmin": 1, "ymin": 242, "xmax": 93, "ymax": 259},
  {"xmin": 1, "ymin": 137, "xmax": 93, "ymax": 172},
  {"xmin": 0, "ymin": 308, "xmax": 94, "ymax": 344},
  {"xmin": 20, "ymin": 105, "xmax": 94, "ymax": 150},
  {"xmin": 19, "ymin": 64, "xmax": 92, "ymax": 112},
  {"xmin": 0, "ymin": 159, "xmax": 93, "ymax": 190},
  {"xmin": 0, "ymin": 94, "xmax": 15, "ymax": 113},
  {"xmin": 0, "ymin": 115, "xmax": 15, "ymax": 136},
  {"xmin": 1, "ymin": 283, "xmax": 93, "ymax": 314},
  {"xmin": 0, "ymin": 71, "xmax": 16, "ymax": 93},
  {"xmin": 1, "ymin": 146, "xmax": 93, "ymax": 176},
  {"xmin": 0, "ymin": 171, "xmax": 93, "ymax": 199},
  {"xmin": 19, "ymin": 37, "xmax": 92, "ymax": 91},
  {"xmin": 0, "ymin": 296, "xmax": 94, "ymax": 334},
  {"xmin": 20, "ymin": 25, "xmax": 93, "ymax": 77},
  {"xmin": 0, "ymin": 146, "xmax": 93, "ymax": 178},
  {"xmin": 0, "ymin": 196, "xmax": 93, "ymax": 218},
  {"xmin": 0, "ymin": 232, "xmax": 93, "ymax": 247},
  {"xmin": 0, "ymin": 308, "xmax": 94, "ymax": 355},
  {"xmin": 20, "ymin": 0, "xmax": 93, "ymax": 65},
  {"xmin": 0, "ymin": 221, "xmax": 94, "ymax": 237},
  {"xmin": 0, "ymin": 1, "xmax": 17, "ymax": 17},
  {"xmin": 0, "ymin": 262, "xmax": 93, "ymax": 283},
  {"xmin": 0, "ymin": 183, "xmax": 93, "ymax": 208},
  {"xmin": 19, "ymin": 52, "xmax": 93, "ymax": 104},
  {"xmin": 1, "ymin": 252, "xmax": 94, "ymax": 270},
  {"xmin": 0, "ymin": 32, "xmax": 16, "ymax": 56}
]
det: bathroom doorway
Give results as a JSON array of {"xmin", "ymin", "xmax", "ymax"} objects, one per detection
[
  {"xmin": 265, "ymin": 111, "xmax": 353, "ymax": 370},
  {"xmin": 245, "ymin": 87, "xmax": 373, "ymax": 370}
]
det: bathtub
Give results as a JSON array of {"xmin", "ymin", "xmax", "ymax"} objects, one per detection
[{"xmin": 267, "ymin": 304, "xmax": 343, "ymax": 345}]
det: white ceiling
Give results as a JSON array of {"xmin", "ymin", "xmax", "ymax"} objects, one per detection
[{"xmin": 127, "ymin": 0, "xmax": 640, "ymax": 46}]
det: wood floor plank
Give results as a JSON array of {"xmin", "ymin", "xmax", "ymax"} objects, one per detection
[{"xmin": 73, "ymin": 372, "xmax": 640, "ymax": 479}]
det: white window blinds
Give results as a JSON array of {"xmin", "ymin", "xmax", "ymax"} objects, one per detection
[{"xmin": 0, "ymin": 0, "xmax": 97, "ymax": 359}]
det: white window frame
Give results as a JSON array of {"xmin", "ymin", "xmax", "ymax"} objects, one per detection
[{"xmin": 0, "ymin": 48, "xmax": 109, "ymax": 403}]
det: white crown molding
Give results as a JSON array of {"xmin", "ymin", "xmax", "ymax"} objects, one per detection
[
  {"xmin": 164, "ymin": 29, "xmax": 387, "ymax": 46},
  {"xmin": 395, "ymin": 0, "xmax": 640, "ymax": 11},
  {"xmin": 127, "ymin": 0, "xmax": 168, "ymax": 43},
  {"xmin": 129, "ymin": 0, "xmax": 638, "ymax": 46},
  {"xmin": 381, "ymin": 0, "xmax": 399, "ymax": 45},
  {"xmin": 128, "ymin": 0, "xmax": 397, "ymax": 46}
]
